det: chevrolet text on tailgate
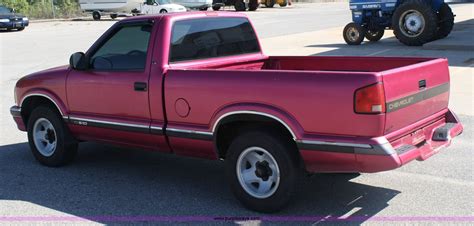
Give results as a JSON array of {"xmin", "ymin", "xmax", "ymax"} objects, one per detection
[{"xmin": 10, "ymin": 12, "xmax": 463, "ymax": 212}]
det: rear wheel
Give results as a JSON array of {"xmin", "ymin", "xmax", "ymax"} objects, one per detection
[
  {"xmin": 160, "ymin": 9, "xmax": 168, "ymax": 13},
  {"xmin": 248, "ymin": 0, "xmax": 259, "ymax": 11},
  {"xmin": 365, "ymin": 29, "xmax": 384, "ymax": 42},
  {"xmin": 234, "ymin": 0, "xmax": 246, "ymax": 11},
  {"xmin": 17, "ymin": 27, "xmax": 25, "ymax": 31},
  {"xmin": 279, "ymin": 0, "xmax": 287, "ymax": 7},
  {"xmin": 226, "ymin": 130, "xmax": 301, "ymax": 212},
  {"xmin": 343, "ymin": 22, "xmax": 366, "ymax": 45},
  {"xmin": 212, "ymin": 5, "xmax": 221, "ymax": 11},
  {"xmin": 27, "ymin": 106, "xmax": 78, "ymax": 167},
  {"xmin": 392, "ymin": 0, "xmax": 437, "ymax": 46},
  {"xmin": 92, "ymin": 11, "xmax": 101, "ymax": 20},
  {"xmin": 265, "ymin": 0, "xmax": 275, "ymax": 8},
  {"xmin": 110, "ymin": 14, "xmax": 117, "ymax": 19},
  {"xmin": 435, "ymin": 3, "xmax": 454, "ymax": 40}
]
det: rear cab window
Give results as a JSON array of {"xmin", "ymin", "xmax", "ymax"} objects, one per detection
[{"xmin": 170, "ymin": 17, "xmax": 261, "ymax": 63}]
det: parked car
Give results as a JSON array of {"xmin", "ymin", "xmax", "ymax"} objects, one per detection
[
  {"xmin": 0, "ymin": 5, "xmax": 28, "ymax": 31},
  {"xmin": 135, "ymin": 0, "xmax": 187, "ymax": 14},
  {"xmin": 172, "ymin": 0, "xmax": 212, "ymax": 10},
  {"xmin": 10, "ymin": 12, "xmax": 463, "ymax": 212}
]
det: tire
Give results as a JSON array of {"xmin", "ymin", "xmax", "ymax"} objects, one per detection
[
  {"xmin": 110, "ymin": 14, "xmax": 117, "ymax": 20},
  {"xmin": 392, "ymin": 0, "xmax": 437, "ymax": 46},
  {"xmin": 248, "ymin": 0, "xmax": 259, "ymax": 11},
  {"xmin": 212, "ymin": 5, "xmax": 221, "ymax": 11},
  {"xmin": 92, "ymin": 11, "xmax": 101, "ymax": 21},
  {"xmin": 435, "ymin": 3, "xmax": 454, "ymax": 40},
  {"xmin": 17, "ymin": 27, "xmax": 25, "ymax": 31},
  {"xmin": 279, "ymin": 0, "xmax": 288, "ymax": 7},
  {"xmin": 226, "ymin": 130, "xmax": 301, "ymax": 213},
  {"xmin": 160, "ymin": 9, "xmax": 168, "ymax": 13},
  {"xmin": 27, "ymin": 106, "xmax": 78, "ymax": 167},
  {"xmin": 343, "ymin": 22, "xmax": 366, "ymax": 45},
  {"xmin": 200, "ymin": 7, "xmax": 208, "ymax": 11},
  {"xmin": 234, "ymin": 0, "xmax": 246, "ymax": 11},
  {"xmin": 265, "ymin": 0, "xmax": 275, "ymax": 8},
  {"xmin": 365, "ymin": 29, "xmax": 384, "ymax": 42}
]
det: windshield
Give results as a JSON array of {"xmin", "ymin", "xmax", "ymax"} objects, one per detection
[
  {"xmin": 157, "ymin": 0, "xmax": 171, "ymax": 4},
  {"xmin": 0, "ymin": 6, "xmax": 12, "ymax": 14}
]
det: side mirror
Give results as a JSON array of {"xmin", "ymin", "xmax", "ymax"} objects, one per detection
[{"xmin": 69, "ymin": 52, "xmax": 88, "ymax": 70}]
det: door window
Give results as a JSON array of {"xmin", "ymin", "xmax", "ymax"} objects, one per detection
[{"xmin": 91, "ymin": 24, "xmax": 152, "ymax": 71}]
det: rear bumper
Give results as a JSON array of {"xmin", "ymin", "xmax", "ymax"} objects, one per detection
[
  {"xmin": 299, "ymin": 109, "xmax": 463, "ymax": 173},
  {"xmin": 10, "ymin": 106, "xmax": 26, "ymax": 131}
]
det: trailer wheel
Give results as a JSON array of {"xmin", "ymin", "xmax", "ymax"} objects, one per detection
[
  {"xmin": 234, "ymin": 0, "xmax": 246, "ymax": 11},
  {"xmin": 248, "ymin": 0, "xmax": 259, "ymax": 11},
  {"xmin": 212, "ymin": 5, "xmax": 221, "ymax": 11},
  {"xmin": 392, "ymin": 0, "xmax": 437, "ymax": 46},
  {"xmin": 365, "ymin": 29, "xmax": 384, "ymax": 42},
  {"xmin": 435, "ymin": 3, "xmax": 454, "ymax": 40},
  {"xmin": 92, "ymin": 11, "xmax": 101, "ymax": 21},
  {"xmin": 265, "ymin": 0, "xmax": 275, "ymax": 8},
  {"xmin": 343, "ymin": 22, "xmax": 366, "ymax": 45}
]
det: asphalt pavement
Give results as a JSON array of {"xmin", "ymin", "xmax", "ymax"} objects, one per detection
[{"xmin": 0, "ymin": 3, "xmax": 473, "ymax": 225}]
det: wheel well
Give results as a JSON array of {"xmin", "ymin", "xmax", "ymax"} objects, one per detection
[
  {"xmin": 21, "ymin": 96, "xmax": 62, "ymax": 125},
  {"xmin": 215, "ymin": 114, "xmax": 298, "ymax": 159}
]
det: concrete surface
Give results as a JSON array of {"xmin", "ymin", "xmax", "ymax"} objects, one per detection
[
  {"xmin": 0, "ymin": 2, "xmax": 473, "ymax": 225},
  {"xmin": 424, "ymin": 19, "xmax": 474, "ymax": 51}
]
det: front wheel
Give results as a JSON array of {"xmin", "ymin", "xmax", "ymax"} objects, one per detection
[
  {"xmin": 27, "ymin": 106, "xmax": 78, "ymax": 167},
  {"xmin": 343, "ymin": 22, "xmax": 366, "ymax": 45},
  {"xmin": 212, "ymin": 5, "xmax": 221, "ymax": 11},
  {"xmin": 365, "ymin": 29, "xmax": 384, "ymax": 42},
  {"xmin": 226, "ymin": 130, "xmax": 301, "ymax": 213},
  {"xmin": 264, "ymin": 0, "xmax": 275, "ymax": 8},
  {"xmin": 159, "ymin": 9, "xmax": 168, "ymax": 13}
]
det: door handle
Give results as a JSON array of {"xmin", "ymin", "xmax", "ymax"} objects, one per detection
[
  {"xmin": 418, "ymin": 80, "xmax": 426, "ymax": 90},
  {"xmin": 134, "ymin": 82, "xmax": 147, "ymax": 91}
]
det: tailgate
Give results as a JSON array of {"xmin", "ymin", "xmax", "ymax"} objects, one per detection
[{"xmin": 383, "ymin": 58, "xmax": 450, "ymax": 134}]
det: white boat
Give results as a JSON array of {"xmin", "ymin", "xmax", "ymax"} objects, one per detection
[{"xmin": 79, "ymin": 0, "xmax": 186, "ymax": 20}]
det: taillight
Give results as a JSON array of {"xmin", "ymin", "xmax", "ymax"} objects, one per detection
[{"xmin": 354, "ymin": 83, "xmax": 386, "ymax": 114}]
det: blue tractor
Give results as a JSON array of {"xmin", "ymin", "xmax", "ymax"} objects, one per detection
[{"xmin": 343, "ymin": 0, "xmax": 454, "ymax": 46}]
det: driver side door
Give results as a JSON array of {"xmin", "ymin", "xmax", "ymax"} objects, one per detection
[{"xmin": 66, "ymin": 20, "xmax": 166, "ymax": 150}]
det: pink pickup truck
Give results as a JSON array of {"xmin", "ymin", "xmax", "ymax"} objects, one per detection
[{"xmin": 10, "ymin": 12, "xmax": 463, "ymax": 212}]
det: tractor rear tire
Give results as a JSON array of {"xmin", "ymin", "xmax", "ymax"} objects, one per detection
[
  {"xmin": 234, "ymin": 0, "xmax": 246, "ymax": 11},
  {"xmin": 435, "ymin": 3, "xmax": 454, "ymax": 40},
  {"xmin": 365, "ymin": 29, "xmax": 384, "ymax": 42},
  {"xmin": 265, "ymin": 0, "xmax": 275, "ymax": 8},
  {"xmin": 343, "ymin": 22, "xmax": 366, "ymax": 45},
  {"xmin": 392, "ymin": 0, "xmax": 437, "ymax": 46}
]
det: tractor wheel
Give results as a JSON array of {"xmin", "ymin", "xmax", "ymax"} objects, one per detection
[
  {"xmin": 212, "ymin": 5, "xmax": 221, "ymax": 11},
  {"xmin": 365, "ymin": 29, "xmax": 384, "ymax": 42},
  {"xmin": 265, "ymin": 0, "xmax": 275, "ymax": 8},
  {"xmin": 435, "ymin": 3, "xmax": 454, "ymax": 40},
  {"xmin": 392, "ymin": 0, "xmax": 437, "ymax": 46},
  {"xmin": 279, "ymin": 0, "xmax": 287, "ymax": 7},
  {"xmin": 234, "ymin": 0, "xmax": 246, "ymax": 11},
  {"xmin": 249, "ymin": 0, "xmax": 259, "ymax": 11},
  {"xmin": 343, "ymin": 22, "xmax": 366, "ymax": 45}
]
